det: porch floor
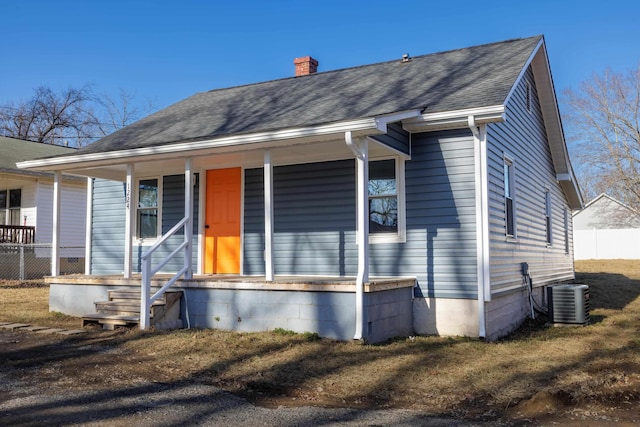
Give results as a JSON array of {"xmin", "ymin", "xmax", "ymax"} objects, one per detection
[{"xmin": 45, "ymin": 274, "xmax": 417, "ymax": 293}]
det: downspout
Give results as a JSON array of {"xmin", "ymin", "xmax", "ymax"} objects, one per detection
[
  {"xmin": 345, "ymin": 131, "xmax": 369, "ymax": 340},
  {"xmin": 469, "ymin": 116, "xmax": 489, "ymax": 339}
]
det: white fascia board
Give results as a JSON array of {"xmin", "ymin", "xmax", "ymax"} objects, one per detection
[
  {"xmin": 374, "ymin": 109, "xmax": 423, "ymax": 132},
  {"xmin": 528, "ymin": 43, "xmax": 584, "ymax": 209},
  {"xmin": 402, "ymin": 105, "xmax": 505, "ymax": 132},
  {"xmin": 17, "ymin": 117, "xmax": 384, "ymax": 171},
  {"xmin": 503, "ymin": 37, "xmax": 544, "ymax": 107}
]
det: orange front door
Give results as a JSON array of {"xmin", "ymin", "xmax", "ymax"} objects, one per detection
[{"xmin": 204, "ymin": 168, "xmax": 241, "ymax": 274}]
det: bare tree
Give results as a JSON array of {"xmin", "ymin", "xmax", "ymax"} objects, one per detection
[
  {"xmin": 0, "ymin": 84, "xmax": 98, "ymax": 146},
  {"xmin": 563, "ymin": 65, "xmax": 640, "ymax": 210},
  {"xmin": 0, "ymin": 85, "xmax": 156, "ymax": 147},
  {"xmin": 93, "ymin": 88, "xmax": 150, "ymax": 137}
]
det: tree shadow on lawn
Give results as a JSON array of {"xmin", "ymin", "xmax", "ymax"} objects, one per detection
[
  {"xmin": 2, "ymin": 268, "xmax": 639, "ymax": 425},
  {"xmin": 2, "ymin": 318, "xmax": 640, "ymax": 426},
  {"xmin": 576, "ymin": 271, "xmax": 640, "ymax": 311},
  {"xmin": 0, "ymin": 328, "xmax": 464, "ymax": 426}
]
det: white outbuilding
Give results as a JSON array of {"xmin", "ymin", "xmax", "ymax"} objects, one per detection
[{"xmin": 573, "ymin": 194, "xmax": 640, "ymax": 260}]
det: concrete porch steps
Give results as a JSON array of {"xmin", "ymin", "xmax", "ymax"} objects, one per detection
[{"xmin": 82, "ymin": 289, "xmax": 183, "ymax": 330}]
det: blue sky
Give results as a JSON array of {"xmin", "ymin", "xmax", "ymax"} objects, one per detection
[{"xmin": 1, "ymin": 0, "xmax": 639, "ymax": 113}]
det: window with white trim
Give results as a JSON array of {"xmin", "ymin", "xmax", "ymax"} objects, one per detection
[
  {"xmin": 545, "ymin": 189, "xmax": 552, "ymax": 245},
  {"xmin": 503, "ymin": 157, "xmax": 515, "ymax": 237},
  {"xmin": 137, "ymin": 178, "xmax": 160, "ymax": 240},
  {"xmin": 368, "ymin": 157, "xmax": 406, "ymax": 243},
  {"xmin": 0, "ymin": 189, "xmax": 22, "ymax": 225}
]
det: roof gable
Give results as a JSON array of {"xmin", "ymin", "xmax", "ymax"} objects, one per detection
[
  {"xmin": 574, "ymin": 194, "xmax": 640, "ymax": 229},
  {"xmin": 510, "ymin": 39, "xmax": 583, "ymax": 209}
]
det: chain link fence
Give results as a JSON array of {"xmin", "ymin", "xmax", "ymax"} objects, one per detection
[{"xmin": 0, "ymin": 244, "xmax": 85, "ymax": 280}]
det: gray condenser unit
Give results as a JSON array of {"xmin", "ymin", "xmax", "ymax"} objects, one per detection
[{"xmin": 547, "ymin": 284, "xmax": 590, "ymax": 325}]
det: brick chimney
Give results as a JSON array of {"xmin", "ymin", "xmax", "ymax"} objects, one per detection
[{"xmin": 294, "ymin": 56, "xmax": 318, "ymax": 76}]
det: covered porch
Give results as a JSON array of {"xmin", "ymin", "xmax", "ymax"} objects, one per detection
[{"xmin": 20, "ymin": 112, "xmax": 419, "ymax": 341}]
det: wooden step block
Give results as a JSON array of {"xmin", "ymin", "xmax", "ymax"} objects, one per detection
[{"xmin": 82, "ymin": 313, "xmax": 140, "ymax": 329}]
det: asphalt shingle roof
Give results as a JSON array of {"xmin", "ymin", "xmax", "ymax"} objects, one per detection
[
  {"xmin": 77, "ymin": 36, "xmax": 542, "ymax": 155},
  {"xmin": 0, "ymin": 136, "xmax": 77, "ymax": 170}
]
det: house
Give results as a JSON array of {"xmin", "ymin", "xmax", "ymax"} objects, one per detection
[
  {"xmin": 0, "ymin": 136, "xmax": 86, "ymax": 279},
  {"xmin": 18, "ymin": 35, "xmax": 583, "ymax": 342},
  {"xmin": 573, "ymin": 193, "xmax": 640, "ymax": 260}
]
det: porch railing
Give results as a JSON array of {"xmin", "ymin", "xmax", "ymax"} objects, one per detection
[
  {"xmin": 140, "ymin": 216, "xmax": 190, "ymax": 329},
  {"xmin": 0, "ymin": 225, "xmax": 35, "ymax": 244}
]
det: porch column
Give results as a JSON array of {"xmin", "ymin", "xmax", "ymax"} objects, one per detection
[
  {"xmin": 345, "ymin": 131, "xmax": 369, "ymax": 340},
  {"xmin": 51, "ymin": 170, "xmax": 62, "ymax": 277},
  {"xmin": 84, "ymin": 177, "xmax": 93, "ymax": 275},
  {"xmin": 264, "ymin": 150, "xmax": 275, "ymax": 281},
  {"xmin": 184, "ymin": 158, "xmax": 193, "ymax": 279},
  {"xmin": 124, "ymin": 164, "xmax": 135, "ymax": 279}
]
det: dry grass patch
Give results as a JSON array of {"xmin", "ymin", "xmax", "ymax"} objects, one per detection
[
  {"xmin": 0, "ymin": 280, "xmax": 78, "ymax": 328},
  {"xmin": 1, "ymin": 259, "xmax": 640, "ymax": 421}
]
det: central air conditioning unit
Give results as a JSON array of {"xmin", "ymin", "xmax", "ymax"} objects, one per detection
[{"xmin": 547, "ymin": 284, "xmax": 590, "ymax": 325}]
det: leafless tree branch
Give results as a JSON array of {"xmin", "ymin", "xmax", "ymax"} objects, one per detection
[{"xmin": 564, "ymin": 64, "xmax": 640, "ymax": 210}]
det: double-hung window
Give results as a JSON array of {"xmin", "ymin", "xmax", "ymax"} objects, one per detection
[
  {"xmin": 503, "ymin": 157, "xmax": 515, "ymax": 237},
  {"xmin": 368, "ymin": 157, "xmax": 406, "ymax": 243},
  {"xmin": 137, "ymin": 178, "xmax": 159, "ymax": 240},
  {"xmin": 0, "ymin": 189, "xmax": 21, "ymax": 225}
]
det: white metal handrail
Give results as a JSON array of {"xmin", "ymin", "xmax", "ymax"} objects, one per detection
[{"xmin": 140, "ymin": 216, "xmax": 190, "ymax": 329}]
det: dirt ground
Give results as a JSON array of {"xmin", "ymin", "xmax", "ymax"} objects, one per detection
[
  {"xmin": 1, "ymin": 326, "xmax": 638, "ymax": 426},
  {"xmin": 1, "ymin": 260, "xmax": 640, "ymax": 425}
]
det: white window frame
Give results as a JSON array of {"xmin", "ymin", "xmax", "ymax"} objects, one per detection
[
  {"xmin": 545, "ymin": 188, "xmax": 552, "ymax": 246},
  {"xmin": 0, "ymin": 188, "xmax": 22, "ymax": 226},
  {"xmin": 368, "ymin": 156, "xmax": 406, "ymax": 244},
  {"xmin": 0, "ymin": 189, "xmax": 8, "ymax": 225},
  {"xmin": 503, "ymin": 154, "xmax": 516, "ymax": 239},
  {"xmin": 135, "ymin": 176, "xmax": 162, "ymax": 244},
  {"xmin": 563, "ymin": 207, "xmax": 569, "ymax": 254}
]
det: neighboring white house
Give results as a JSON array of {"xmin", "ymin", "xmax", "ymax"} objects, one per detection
[
  {"xmin": 573, "ymin": 193, "xmax": 640, "ymax": 260},
  {"xmin": 0, "ymin": 136, "xmax": 87, "ymax": 278}
]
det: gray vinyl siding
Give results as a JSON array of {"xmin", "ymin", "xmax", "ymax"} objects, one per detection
[
  {"xmin": 243, "ymin": 160, "xmax": 358, "ymax": 276},
  {"xmin": 243, "ymin": 168, "xmax": 266, "ymax": 275},
  {"xmin": 406, "ymin": 130, "xmax": 478, "ymax": 298},
  {"xmin": 90, "ymin": 179, "xmax": 125, "ymax": 274},
  {"xmin": 370, "ymin": 123, "xmax": 410, "ymax": 155},
  {"xmin": 486, "ymin": 67, "xmax": 574, "ymax": 295},
  {"xmin": 243, "ymin": 129, "xmax": 478, "ymax": 299},
  {"xmin": 90, "ymin": 174, "xmax": 199, "ymax": 275}
]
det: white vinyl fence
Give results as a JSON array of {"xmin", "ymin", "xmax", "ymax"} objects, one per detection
[{"xmin": 574, "ymin": 228, "xmax": 640, "ymax": 260}]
